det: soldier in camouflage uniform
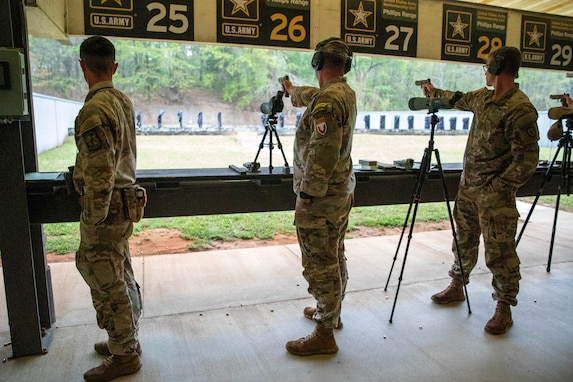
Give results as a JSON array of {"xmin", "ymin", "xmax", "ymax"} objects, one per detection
[
  {"xmin": 73, "ymin": 36, "xmax": 142, "ymax": 381},
  {"xmin": 421, "ymin": 46, "xmax": 539, "ymax": 335},
  {"xmin": 281, "ymin": 37, "xmax": 356, "ymax": 356}
]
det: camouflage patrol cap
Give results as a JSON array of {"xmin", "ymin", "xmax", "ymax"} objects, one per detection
[
  {"xmin": 312, "ymin": 37, "xmax": 353, "ymax": 73},
  {"xmin": 315, "ymin": 37, "xmax": 352, "ymax": 58}
]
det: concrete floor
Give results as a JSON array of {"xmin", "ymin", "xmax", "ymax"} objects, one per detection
[{"xmin": 1, "ymin": 202, "xmax": 572, "ymax": 382}]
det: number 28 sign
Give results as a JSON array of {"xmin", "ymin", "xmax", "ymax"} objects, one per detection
[
  {"xmin": 84, "ymin": 0, "xmax": 194, "ymax": 41},
  {"xmin": 441, "ymin": 4, "xmax": 507, "ymax": 64}
]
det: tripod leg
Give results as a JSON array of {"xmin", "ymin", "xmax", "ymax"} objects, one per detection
[
  {"xmin": 271, "ymin": 126, "xmax": 290, "ymax": 168},
  {"xmin": 547, "ymin": 137, "xmax": 571, "ymax": 272},
  {"xmin": 434, "ymin": 149, "xmax": 471, "ymax": 314},
  {"xmin": 516, "ymin": 145, "xmax": 562, "ymax": 246},
  {"xmin": 516, "ymin": 192, "xmax": 545, "ymax": 246},
  {"xmin": 252, "ymin": 128, "xmax": 270, "ymax": 164},
  {"xmin": 383, "ymin": 201, "xmax": 415, "ymax": 292},
  {"xmin": 387, "ymin": 147, "xmax": 433, "ymax": 323},
  {"xmin": 547, "ymin": 188, "xmax": 561, "ymax": 272},
  {"xmin": 389, "ymin": 200, "xmax": 423, "ymax": 323},
  {"xmin": 268, "ymin": 124, "xmax": 274, "ymax": 173},
  {"xmin": 385, "ymin": 147, "xmax": 431, "ymax": 291}
]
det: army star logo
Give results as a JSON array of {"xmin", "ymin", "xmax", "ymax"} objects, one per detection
[
  {"xmin": 350, "ymin": 2, "xmax": 372, "ymax": 28},
  {"xmin": 230, "ymin": 0, "xmax": 254, "ymax": 16},
  {"xmin": 450, "ymin": 14, "xmax": 468, "ymax": 39},
  {"xmin": 316, "ymin": 117, "xmax": 327, "ymax": 135},
  {"xmin": 527, "ymin": 25, "xmax": 544, "ymax": 47},
  {"xmin": 101, "ymin": 0, "xmax": 123, "ymax": 5}
]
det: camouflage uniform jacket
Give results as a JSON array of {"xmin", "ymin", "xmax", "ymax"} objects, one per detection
[
  {"xmin": 73, "ymin": 80, "xmax": 137, "ymax": 226},
  {"xmin": 290, "ymin": 76, "xmax": 357, "ymax": 198},
  {"xmin": 431, "ymin": 85, "xmax": 539, "ymax": 192}
]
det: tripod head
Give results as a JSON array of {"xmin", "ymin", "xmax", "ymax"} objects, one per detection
[{"xmin": 547, "ymin": 116, "xmax": 573, "ymax": 145}]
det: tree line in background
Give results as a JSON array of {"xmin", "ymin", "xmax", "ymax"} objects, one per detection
[{"xmin": 29, "ymin": 37, "xmax": 571, "ymax": 113}]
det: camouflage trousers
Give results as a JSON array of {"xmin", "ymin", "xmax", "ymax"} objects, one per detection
[
  {"xmin": 294, "ymin": 193, "xmax": 353, "ymax": 329},
  {"xmin": 449, "ymin": 184, "xmax": 521, "ymax": 306},
  {"xmin": 76, "ymin": 203, "xmax": 142, "ymax": 355}
]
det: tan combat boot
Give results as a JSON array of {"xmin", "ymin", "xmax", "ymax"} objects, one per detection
[
  {"xmin": 285, "ymin": 325, "xmax": 338, "ymax": 356},
  {"xmin": 303, "ymin": 307, "xmax": 343, "ymax": 329},
  {"xmin": 83, "ymin": 354, "xmax": 142, "ymax": 382},
  {"xmin": 431, "ymin": 278, "xmax": 465, "ymax": 304},
  {"xmin": 484, "ymin": 301, "xmax": 513, "ymax": 335}
]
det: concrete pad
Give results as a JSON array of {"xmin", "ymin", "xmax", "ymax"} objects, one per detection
[{"xmin": 0, "ymin": 202, "xmax": 572, "ymax": 381}]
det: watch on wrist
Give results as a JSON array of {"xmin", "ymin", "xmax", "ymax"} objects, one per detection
[{"xmin": 300, "ymin": 191, "xmax": 313, "ymax": 200}]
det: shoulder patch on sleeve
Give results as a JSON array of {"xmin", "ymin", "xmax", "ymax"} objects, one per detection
[
  {"xmin": 514, "ymin": 110, "xmax": 540, "ymax": 142},
  {"xmin": 316, "ymin": 117, "xmax": 328, "ymax": 135},
  {"xmin": 83, "ymin": 128, "xmax": 107, "ymax": 152}
]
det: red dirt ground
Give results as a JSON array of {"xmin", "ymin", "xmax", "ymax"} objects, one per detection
[{"xmin": 45, "ymin": 221, "xmax": 451, "ymax": 263}]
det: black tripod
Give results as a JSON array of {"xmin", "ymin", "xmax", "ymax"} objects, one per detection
[
  {"xmin": 384, "ymin": 109, "xmax": 471, "ymax": 323},
  {"xmin": 516, "ymin": 116, "xmax": 572, "ymax": 272},
  {"xmin": 246, "ymin": 113, "xmax": 290, "ymax": 174}
]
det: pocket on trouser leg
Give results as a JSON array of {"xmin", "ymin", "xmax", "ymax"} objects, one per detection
[{"xmin": 76, "ymin": 246, "xmax": 125, "ymax": 329}]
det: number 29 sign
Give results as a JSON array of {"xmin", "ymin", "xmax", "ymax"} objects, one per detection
[
  {"xmin": 84, "ymin": 0, "xmax": 194, "ymax": 41},
  {"xmin": 521, "ymin": 14, "xmax": 573, "ymax": 72}
]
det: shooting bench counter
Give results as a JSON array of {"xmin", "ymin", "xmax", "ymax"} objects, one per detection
[{"xmin": 25, "ymin": 163, "xmax": 562, "ymax": 224}]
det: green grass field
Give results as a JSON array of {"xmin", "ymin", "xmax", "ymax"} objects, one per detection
[{"xmin": 40, "ymin": 134, "xmax": 572, "ymax": 254}]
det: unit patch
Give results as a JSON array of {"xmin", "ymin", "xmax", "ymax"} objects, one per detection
[
  {"xmin": 83, "ymin": 129, "xmax": 105, "ymax": 152},
  {"xmin": 316, "ymin": 117, "xmax": 328, "ymax": 135}
]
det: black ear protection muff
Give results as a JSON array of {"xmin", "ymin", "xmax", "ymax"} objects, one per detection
[
  {"xmin": 488, "ymin": 49, "xmax": 505, "ymax": 75},
  {"xmin": 310, "ymin": 51, "xmax": 324, "ymax": 71},
  {"xmin": 344, "ymin": 53, "xmax": 353, "ymax": 74},
  {"xmin": 311, "ymin": 38, "xmax": 353, "ymax": 74}
]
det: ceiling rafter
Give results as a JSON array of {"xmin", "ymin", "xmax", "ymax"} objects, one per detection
[{"xmin": 456, "ymin": 0, "xmax": 573, "ymax": 17}]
